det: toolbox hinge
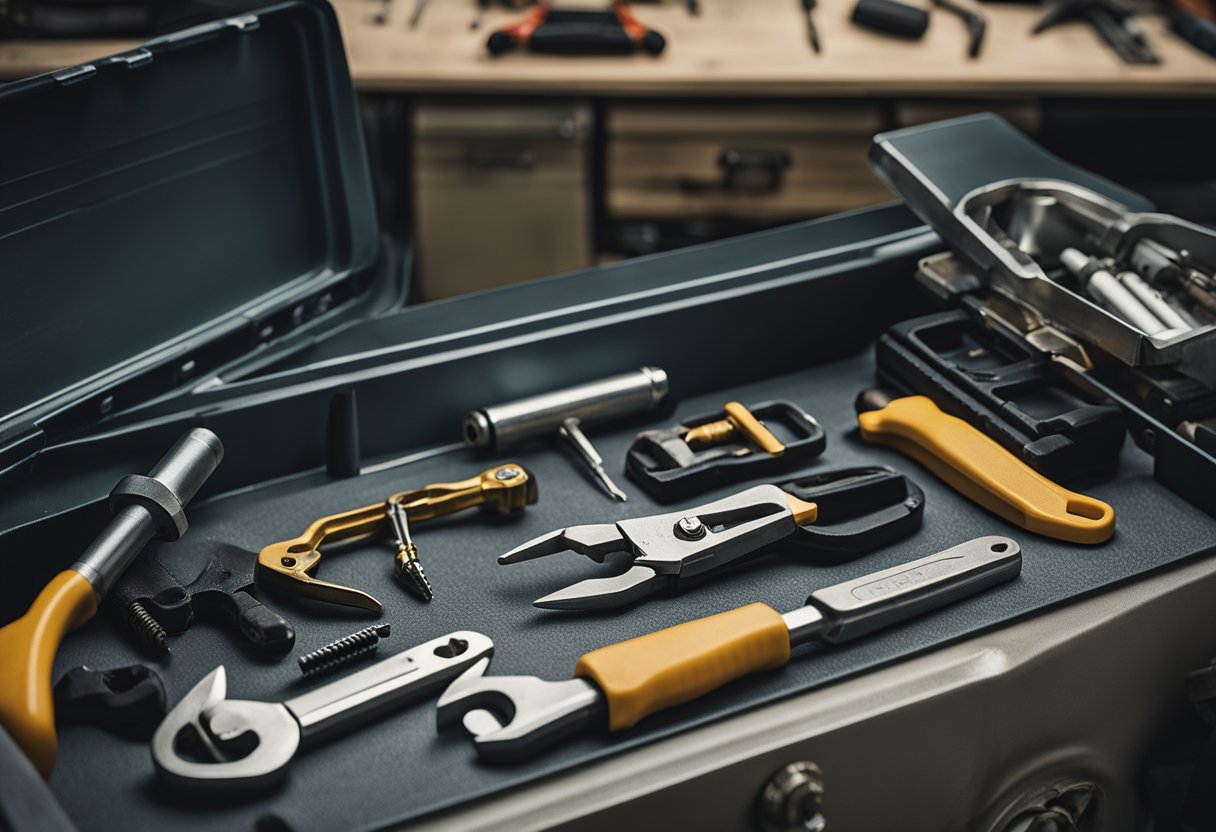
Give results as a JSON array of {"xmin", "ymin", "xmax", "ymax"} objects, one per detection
[{"xmin": 51, "ymin": 65, "xmax": 96, "ymax": 86}]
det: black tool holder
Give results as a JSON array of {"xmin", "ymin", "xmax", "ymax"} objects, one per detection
[
  {"xmin": 626, "ymin": 401, "xmax": 827, "ymax": 503},
  {"xmin": 875, "ymin": 309, "xmax": 1127, "ymax": 483},
  {"xmin": 779, "ymin": 466, "xmax": 926, "ymax": 561}
]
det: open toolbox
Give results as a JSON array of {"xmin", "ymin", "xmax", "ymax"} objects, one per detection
[{"xmin": 2, "ymin": 3, "xmax": 1216, "ymax": 830}]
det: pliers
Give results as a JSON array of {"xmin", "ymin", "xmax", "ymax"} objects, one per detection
[
  {"xmin": 499, "ymin": 466, "xmax": 925, "ymax": 611},
  {"xmin": 440, "ymin": 535, "xmax": 1022, "ymax": 763}
]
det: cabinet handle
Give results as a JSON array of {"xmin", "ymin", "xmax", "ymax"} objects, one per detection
[
  {"xmin": 464, "ymin": 149, "xmax": 536, "ymax": 171},
  {"xmin": 678, "ymin": 147, "xmax": 793, "ymax": 194}
]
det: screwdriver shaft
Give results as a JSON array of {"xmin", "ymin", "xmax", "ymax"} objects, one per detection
[{"xmin": 559, "ymin": 418, "xmax": 628, "ymax": 502}]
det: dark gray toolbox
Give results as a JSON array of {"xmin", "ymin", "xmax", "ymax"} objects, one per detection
[{"xmin": 2, "ymin": 4, "xmax": 1216, "ymax": 830}]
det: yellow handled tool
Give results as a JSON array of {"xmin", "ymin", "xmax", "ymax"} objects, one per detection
[
  {"xmin": 256, "ymin": 463, "xmax": 537, "ymax": 613},
  {"xmin": 0, "ymin": 428, "xmax": 224, "ymax": 777},
  {"xmin": 438, "ymin": 535, "xmax": 1023, "ymax": 762},
  {"xmin": 855, "ymin": 390, "xmax": 1114, "ymax": 545}
]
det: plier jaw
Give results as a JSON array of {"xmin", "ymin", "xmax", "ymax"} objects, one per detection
[
  {"xmin": 499, "ymin": 467, "xmax": 924, "ymax": 612},
  {"xmin": 500, "ymin": 484, "xmax": 815, "ymax": 611}
]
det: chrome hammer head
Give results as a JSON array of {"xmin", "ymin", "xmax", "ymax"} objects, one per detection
[{"xmin": 436, "ymin": 660, "xmax": 603, "ymax": 763}]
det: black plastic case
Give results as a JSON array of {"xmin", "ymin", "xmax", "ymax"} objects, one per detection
[{"xmin": 0, "ymin": 0, "xmax": 382, "ymax": 479}]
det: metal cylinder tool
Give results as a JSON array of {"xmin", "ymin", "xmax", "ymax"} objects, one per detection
[
  {"xmin": 0, "ymin": 428, "xmax": 223, "ymax": 777},
  {"xmin": 464, "ymin": 367, "xmax": 669, "ymax": 501}
]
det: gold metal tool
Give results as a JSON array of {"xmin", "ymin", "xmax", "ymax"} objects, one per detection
[
  {"xmin": 256, "ymin": 464, "xmax": 537, "ymax": 612},
  {"xmin": 683, "ymin": 401, "xmax": 785, "ymax": 457}
]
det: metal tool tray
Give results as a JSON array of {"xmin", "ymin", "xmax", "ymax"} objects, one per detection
[
  {"xmin": 2, "ymin": 10, "xmax": 1216, "ymax": 832},
  {"xmin": 868, "ymin": 114, "xmax": 1216, "ymax": 371}
]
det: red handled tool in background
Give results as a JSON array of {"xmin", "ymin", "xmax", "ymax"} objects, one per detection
[{"xmin": 487, "ymin": 2, "xmax": 667, "ymax": 55}]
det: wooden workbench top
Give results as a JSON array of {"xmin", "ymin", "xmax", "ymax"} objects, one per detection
[{"xmin": 1, "ymin": 0, "xmax": 1214, "ymax": 96}]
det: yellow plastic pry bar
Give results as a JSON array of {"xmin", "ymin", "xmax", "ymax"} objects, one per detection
[
  {"xmin": 858, "ymin": 395, "xmax": 1115, "ymax": 545},
  {"xmin": 574, "ymin": 602, "xmax": 791, "ymax": 732},
  {"xmin": 0, "ymin": 570, "xmax": 98, "ymax": 778}
]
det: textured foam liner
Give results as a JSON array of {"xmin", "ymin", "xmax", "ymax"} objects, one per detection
[{"xmin": 47, "ymin": 352, "xmax": 1216, "ymax": 830}]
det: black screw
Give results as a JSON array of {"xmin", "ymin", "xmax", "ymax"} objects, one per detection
[
  {"xmin": 297, "ymin": 624, "xmax": 392, "ymax": 676},
  {"xmin": 125, "ymin": 601, "xmax": 170, "ymax": 656}
]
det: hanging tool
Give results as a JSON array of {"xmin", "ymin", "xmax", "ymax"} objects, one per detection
[
  {"xmin": 802, "ymin": 0, "xmax": 822, "ymax": 52},
  {"xmin": 53, "ymin": 665, "xmax": 166, "ymax": 739},
  {"xmin": 626, "ymin": 401, "xmax": 826, "ymax": 503},
  {"xmin": 298, "ymin": 625, "xmax": 392, "ymax": 676},
  {"xmin": 464, "ymin": 367, "xmax": 669, "ymax": 503},
  {"xmin": 441, "ymin": 536, "xmax": 1021, "ymax": 762},
  {"xmin": 112, "ymin": 543, "xmax": 295, "ymax": 656},
  {"xmin": 499, "ymin": 466, "xmax": 925, "ymax": 611},
  {"xmin": 152, "ymin": 631, "xmax": 493, "ymax": 792},
  {"xmin": 0, "ymin": 428, "xmax": 223, "ymax": 777},
  {"xmin": 856, "ymin": 389, "xmax": 1115, "ymax": 544},
  {"xmin": 257, "ymin": 464, "xmax": 537, "ymax": 613},
  {"xmin": 388, "ymin": 502, "xmax": 432, "ymax": 601},
  {"xmin": 486, "ymin": 3, "xmax": 668, "ymax": 56},
  {"xmin": 408, "ymin": 0, "xmax": 429, "ymax": 27},
  {"xmin": 1031, "ymin": 0, "xmax": 1159, "ymax": 64},
  {"xmin": 931, "ymin": 0, "xmax": 987, "ymax": 57}
]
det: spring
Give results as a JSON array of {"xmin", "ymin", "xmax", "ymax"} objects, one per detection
[
  {"xmin": 297, "ymin": 624, "xmax": 392, "ymax": 676},
  {"xmin": 125, "ymin": 601, "xmax": 170, "ymax": 655}
]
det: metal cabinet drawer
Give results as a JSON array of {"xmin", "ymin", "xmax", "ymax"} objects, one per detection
[
  {"xmin": 606, "ymin": 103, "xmax": 894, "ymax": 221},
  {"xmin": 413, "ymin": 100, "xmax": 593, "ymax": 301}
]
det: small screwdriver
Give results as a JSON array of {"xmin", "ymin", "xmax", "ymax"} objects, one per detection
[
  {"xmin": 388, "ymin": 502, "xmax": 434, "ymax": 601},
  {"xmin": 559, "ymin": 417, "xmax": 628, "ymax": 502},
  {"xmin": 802, "ymin": 0, "xmax": 822, "ymax": 53}
]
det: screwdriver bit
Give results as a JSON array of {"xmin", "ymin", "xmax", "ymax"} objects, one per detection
[{"xmin": 388, "ymin": 502, "xmax": 434, "ymax": 601}]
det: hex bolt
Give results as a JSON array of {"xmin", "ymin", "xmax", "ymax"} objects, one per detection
[
  {"xmin": 675, "ymin": 516, "xmax": 707, "ymax": 540},
  {"xmin": 758, "ymin": 761, "xmax": 826, "ymax": 832}
]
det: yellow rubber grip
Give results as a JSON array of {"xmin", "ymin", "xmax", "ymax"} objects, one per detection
[
  {"xmin": 574, "ymin": 602, "xmax": 791, "ymax": 732},
  {"xmin": 858, "ymin": 395, "xmax": 1115, "ymax": 545},
  {"xmin": 0, "ymin": 570, "xmax": 98, "ymax": 778}
]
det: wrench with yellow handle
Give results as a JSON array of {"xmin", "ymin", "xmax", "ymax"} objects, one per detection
[
  {"xmin": 0, "ymin": 429, "xmax": 223, "ymax": 777},
  {"xmin": 438, "ymin": 535, "xmax": 1022, "ymax": 762},
  {"xmin": 856, "ymin": 390, "xmax": 1115, "ymax": 545}
]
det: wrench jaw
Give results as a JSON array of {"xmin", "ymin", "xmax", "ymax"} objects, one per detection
[
  {"xmin": 436, "ymin": 668, "xmax": 603, "ymax": 763},
  {"xmin": 151, "ymin": 667, "xmax": 302, "ymax": 793},
  {"xmin": 532, "ymin": 564, "xmax": 669, "ymax": 611},
  {"xmin": 256, "ymin": 543, "xmax": 383, "ymax": 614}
]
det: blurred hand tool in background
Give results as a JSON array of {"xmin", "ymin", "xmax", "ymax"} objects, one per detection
[
  {"xmin": 256, "ymin": 464, "xmax": 537, "ymax": 613},
  {"xmin": 440, "ymin": 536, "xmax": 1021, "ymax": 761},
  {"xmin": 1031, "ymin": 0, "xmax": 1159, "ymax": 64},
  {"xmin": 802, "ymin": 0, "xmax": 822, "ymax": 53},
  {"xmin": 499, "ymin": 466, "xmax": 925, "ymax": 611},
  {"xmin": 486, "ymin": 2, "xmax": 668, "ymax": 56},
  {"xmin": 0, "ymin": 428, "xmax": 223, "ymax": 777},
  {"xmin": 465, "ymin": 367, "xmax": 670, "ymax": 502},
  {"xmin": 932, "ymin": 0, "xmax": 988, "ymax": 56}
]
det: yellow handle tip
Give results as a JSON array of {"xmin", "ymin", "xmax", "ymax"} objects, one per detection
[{"xmin": 0, "ymin": 570, "xmax": 97, "ymax": 778}]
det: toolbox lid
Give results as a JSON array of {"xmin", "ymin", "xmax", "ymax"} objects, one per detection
[{"xmin": 0, "ymin": 0, "xmax": 377, "ymax": 462}]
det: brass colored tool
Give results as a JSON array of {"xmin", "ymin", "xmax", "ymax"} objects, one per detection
[
  {"xmin": 683, "ymin": 401, "xmax": 785, "ymax": 457},
  {"xmin": 256, "ymin": 464, "xmax": 537, "ymax": 613}
]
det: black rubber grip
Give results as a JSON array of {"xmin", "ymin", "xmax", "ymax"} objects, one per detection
[{"xmin": 852, "ymin": 0, "xmax": 930, "ymax": 39}]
